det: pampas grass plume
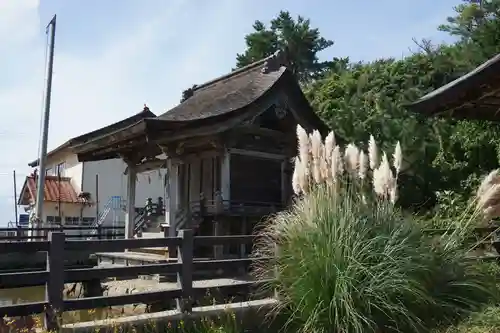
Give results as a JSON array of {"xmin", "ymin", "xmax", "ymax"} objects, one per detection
[
  {"xmin": 345, "ymin": 143, "xmax": 359, "ymax": 173},
  {"xmin": 358, "ymin": 151, "xmax": 367, "ymax": 180},
  {"xmin": 311, "ymin": 130, "xmax": 324, "ymax": 184},
  {"xmin": 476, "ymin": 170, "xmax": 500, "ymax": 221},
  {"xmin": 368, "ymin": 134, "xmax": 379, "ymax": 170},
  {"xmin": 331, "ymin": 145, "xmax": 343, "ymax": 182},
  {"xmin": 477, "ymin": 169, "xmax": 500, "ymax": 199},
  {"xmin": 296, "ymin": 125, "xmax": 310, "ymax": 174},
  {"xmin": 393, "ymin": 141, "xmax": 403, "ymax": 175},
  {"xmin": 325, "ymin": 131, "xmax": 335, "ymax": 158},
  {"xmin": 292, "ymin": 157, "xmax": 302, "ymax": 195},
  {"xmin": 373, "ymin": 152, "xmax": 394, "ymax": 199}
]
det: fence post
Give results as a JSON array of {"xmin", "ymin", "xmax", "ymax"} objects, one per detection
[
  {"xmin": 45, "ymin": 232, "xmax": 65, "ymax": 331},
  {"xmin": 165, "ymin": 226, "xmax": 177, "ymax": 258},
  {"xmin": 176, "ymin": 229, "xmax": 193, "ymax": 313},
  {"xmin": 16, "ymin": 225, "xmax": 22, "ymax": 242}
]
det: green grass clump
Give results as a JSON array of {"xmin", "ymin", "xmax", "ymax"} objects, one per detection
[
  {"xmin": 437, "ymin": 306, "xmax": 500, "ymax": 333},
  {"xmin": 254, "ymin": 185, "xmax": 496, "ymax": 333}
]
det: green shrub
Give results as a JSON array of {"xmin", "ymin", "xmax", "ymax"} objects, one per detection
[{"xmin": 253, "ymin": 126, "xmax": 496, "ymax": 333}]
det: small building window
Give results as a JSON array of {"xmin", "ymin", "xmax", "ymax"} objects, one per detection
[
  {"xmin": 46, "ymin": 216, "xmax": 61, "ymax": 224},
  {"xmin": 65, "ymin": 216, "xmax": 80, "ymax": 225},
  {"xmin": 56, "ymin": 162, "xmax": 66, "ymax": 176},
  {"xmin": 82, "ymin": 217, "xmax": 96, "ymax": 225}
]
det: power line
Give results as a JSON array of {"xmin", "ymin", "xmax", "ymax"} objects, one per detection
[{"xmin": 0, "ymin": 132, "xmax": 32, "ymax": 136}]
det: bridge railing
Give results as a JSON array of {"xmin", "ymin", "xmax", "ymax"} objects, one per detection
[
  {"xmin": 0, "ymin": 230, "xmax": 270, "ymax": 331},
  {"xmin": 0, "ymin": 226, "xmax": 124, "ymax": 241}
]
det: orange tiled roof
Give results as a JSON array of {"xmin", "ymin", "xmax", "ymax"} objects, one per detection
[{"xmin": 19, "ymin": 175, "xmax": 81, "ymax": 205}]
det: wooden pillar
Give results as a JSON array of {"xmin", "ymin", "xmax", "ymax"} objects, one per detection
[
  {"xmin": 213, "ymin": 219, "xmax": 223, "ymax": 259},
  {"xmin": 281, "ymin": 159, "xmax": 287, "ymax": 206},
  {"xmin": 221, "ymin": 150, "xmax": 230, "ymax": 203},
  {"xmin": 165, "ymin": 159, "xmax": 173, "ymax": 227},
  {"xmin": 240, "ymin": 217, "xmax": 247, "ymax": 257},
  {"xmin": 168, "ymin": 161, "xmax": 179, "ymax": 238},
  {"xmin": 190, "ymin": 158, "xmax": 201, "ymax": 202},
  {"xmin": 124, "ymin": 164, "xmax": 137, "ymax": 240}
]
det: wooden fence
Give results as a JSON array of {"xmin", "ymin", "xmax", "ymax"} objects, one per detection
[
  {"xmin": 0, "ymin": 230, "xmax": 269, "ymax": 331},
  {"xmin": 0, "ymin": 226, "xmax": 124, "ymax": 241}
]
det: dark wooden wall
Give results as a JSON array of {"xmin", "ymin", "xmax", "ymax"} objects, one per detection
[
  {"xmin": 229, "ymin": 131, "xmax": 289, "ymax": 155},
  {"xmin": 229, "ymin": 154, "xmax": 282, "ymax": 204}
]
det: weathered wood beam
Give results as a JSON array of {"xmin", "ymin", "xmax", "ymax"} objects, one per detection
[
  {"xmin": 123, "ymin": 158, "xmax": 167, "ymax": 175},
  {"xmin": 447, "ymin": 105, "xmax": 500, "ymax": 121},
  {"xmin": 235, "ymin": 125, "xmax": 288, "ymax": 139},
  {"xmin": 151, "ymin": 120, "xmax": 238, "ymax": 144},
  {"xmin": 229, "ymin": 148, "xmax": 286, "ymax": 160},
  {"xmin": 481, "ymin": 95, "xmax": 500, "ymax": 104},
  {"xmin": 170, "ymin": 150, "xmax": 222, "ymax": 165},
  {"xmin": 158, "ymin": 135, "xmax": 223, "ymax": 157},
  {"xmin": 77, "ymin": 139, "xmax": 150, "ymax": 162},
  {"xmin": 433, "ymin": 82, "xmax": 500, "ymax": 117},
  {"xmin": 72, "ymin": 121, "xmax": 147, "ymax": 154},
  {"xmin": 152, "ymin": 95, "xmax": 278, "ymax": 145}
]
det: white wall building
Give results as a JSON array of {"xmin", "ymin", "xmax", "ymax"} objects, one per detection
[{"xmin": 17, "ymin": 110, "xmax": 166, "ymax": 236}]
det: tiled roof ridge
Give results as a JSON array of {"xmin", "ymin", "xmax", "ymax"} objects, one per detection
[
  {"xmin": 28, "ymin": 106, "xmax": 156, "ymax": 167},
  {"xmin": 21, "ymin": 175, "xmax": 82, "ymax": 204},
  {"xmin": 192, "ymin": 49, "xmax": 287, "ymax": 93},
  {"xmin": 28, "ymin": 174, "xmax": 72, "ymax": 181}
]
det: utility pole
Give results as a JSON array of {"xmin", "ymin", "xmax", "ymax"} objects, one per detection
[
  {"xmin": 35, "ymin": 15, "xmax": 57, "ymax": 228},
  {"xmin": 13, "ymin": 170, "xmax": 18, "ymax": 226}
]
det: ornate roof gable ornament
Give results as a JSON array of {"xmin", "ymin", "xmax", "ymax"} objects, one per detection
[{"xmin": 261, "ymin": 48, "xmax": 288, "ymax": 74}]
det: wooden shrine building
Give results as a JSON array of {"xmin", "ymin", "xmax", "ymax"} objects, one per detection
[
  {"xmin": 69, "ymin": 50, "xmax": 328, "ymax": 257},
  {"xmin": 407, "ymin": 53, "xmax": 500, "ymax": 121}
]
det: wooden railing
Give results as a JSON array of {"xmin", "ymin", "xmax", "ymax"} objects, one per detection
[
  {"xmin": 0, "ymin": 226, "xmax": 124, "ymax": 241},
  {"xmin": 134, "ymin": 201, "xmax": 166, "ymax": 234},
  {"xmin": 0, "ymin": 230, "xmax": 270, "ymax": 331},
  {"xmin": 190, "ymin": 199, "xmax": 284, "ymax": 216}
]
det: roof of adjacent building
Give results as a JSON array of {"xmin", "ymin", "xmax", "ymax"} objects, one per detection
[
  {"xmin": 406, "ymin": 52, "xmax": 500, "ymax": 121},
  {"xmin": 28, "ymin": 107, "xmax": 156, "ymax": 167},
  {"xmin": 18, "ymin": 175, "xmax": 82, "ymax": 205}
]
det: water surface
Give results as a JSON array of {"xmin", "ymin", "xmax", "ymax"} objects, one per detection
[{"xmin": 0, "ymin": 286, "xmax": 110, "ymax": 323}]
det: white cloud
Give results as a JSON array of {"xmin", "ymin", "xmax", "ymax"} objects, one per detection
[
  {"xmin": 0, "ymin": 0, "xmax": 39, "ymax": 47},
  {"xmin": 0, "ymin": 0, "xmax": 462, "ymax": 225},
  {"xmin": 0, "ymin": 0, "xmax": 250, "ymax": 224}
]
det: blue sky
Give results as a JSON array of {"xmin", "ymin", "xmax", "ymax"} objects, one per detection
[{"xmin": 0, "ymin": 0, "xmax": 459, "ymax": 225}]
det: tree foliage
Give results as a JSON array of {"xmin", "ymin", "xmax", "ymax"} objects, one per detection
[
  {"xmin": 235, "ymin": 11, "xmax": 334, "ymax": 82},
  {"xmin": 235, "ymin": 1, "xmax": 500, "ymax": 217},
  {"xmin": 304, "ymin": 0, "xmax": 500, "ymax": 216}
]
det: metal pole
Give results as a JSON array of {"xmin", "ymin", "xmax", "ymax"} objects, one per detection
[
  {"xmin": 95, "ymin": 174, "xmax": 99, "ymax": 219},
  {"xmin": 35, "ymin": 15, "xmax": 57, "ymax": 225},
  {"xmin": 13, "ymin": 170, "xmax": 18, "ymax": 226}
]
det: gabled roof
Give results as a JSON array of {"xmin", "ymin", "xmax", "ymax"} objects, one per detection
[
  {"xmin": 406, "ymin": 52, "xmax": 500, "ymax": 121},
  {"xmin": 18, "ymin": 174, "xmax": 82, "ymax": 205},
  {"xmin": 157, "ymin": 55, "xmax": 286, "ymax": 122},
  {"xmin": 73, "ymin": 50, "xmax": 330, "ymax": 161},
  {"xmin": 28, "ymin": 107, "xmax": 156, "ymax": 167}
]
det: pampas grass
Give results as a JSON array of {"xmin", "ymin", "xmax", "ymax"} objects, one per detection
[
  {"xmin": 290, "ymin": 125, "xmax": 401, "ymax": 200},
  {"xmin": 253, "ymin": 125, "xmax": 496, "ymax": 333}
]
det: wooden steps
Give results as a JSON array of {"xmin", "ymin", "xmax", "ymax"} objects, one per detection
[
  {"xmin": 131, "ymin": 246, "xmax": 169, "ymax": 257},
  {"xmin": 95, "ymin": 251, "xmax": 173, "ymax": 265},
  {"xmin": 133, "ymin": 228, "xmax": 169, "ymax": 256}
]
